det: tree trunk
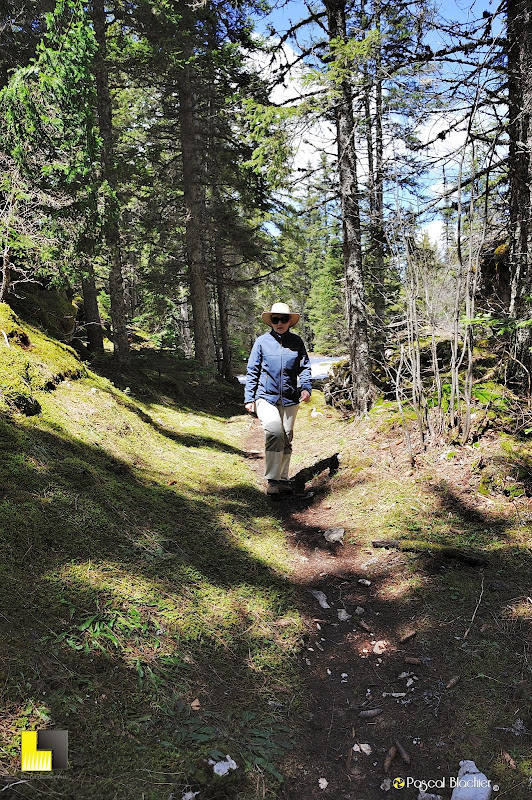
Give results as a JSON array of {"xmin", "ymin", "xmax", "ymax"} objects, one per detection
[
  {"xmin": 81, "ymin": 260, "xmax": 104, "ymax": 353},
  {"xmin": 215, "ymin": 244, "xmax": 233, "ymax": 381},
  {"xmin": 507, "ymin": 0, "xmax": 532, "ymax": 389},
  {"xmin": 363, "ymin": 0, "xmax": 385, "ymax": 334},
  {"xmin": 176, "ymin": 45, "xmax": 216, "ymax": 369},
  {"xmin": 179, "ymin": 293, "xmax": 194, "ymax": 357},
  {"xmin": 373, "ymin": 8, "xmax": 386, "ymax": 343},
  {"xmin": 0, "ymin": 192, "xmax": 15, "ymax": 303},
  {"xmin": 0, "ymin": 245, "xmax": 11, "ymax": 304},
  {"xmin": 91, "ymin": 0, "xmax": 129, "ymax": 367},
  {"xmin": 325, "ymin": 0, "xmax": 372, "ymax": 414}
]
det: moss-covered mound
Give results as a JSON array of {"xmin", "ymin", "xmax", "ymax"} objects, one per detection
[
  {"xmin": 8, "ymin": 283, "xmax": 78, "ymax": 342},
  {"xmin": 0, "ymin": 302, "xmax": 85, "ymax": 414},
  {"xmin": 0, "ymin": 325, "xmax": 302, "ymax": 800}
]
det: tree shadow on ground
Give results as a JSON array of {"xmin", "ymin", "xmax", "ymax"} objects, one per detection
[
  {"xmin": 88, "ymin": 383, "xmax": 245, "ymax": 456},
  {"xmin": 0, "ymin": 419, "xmax": 298, "ymax": 800},
  {"xmin": 96, "ymin": 351, "xmax": 245, "ymax": 421}
]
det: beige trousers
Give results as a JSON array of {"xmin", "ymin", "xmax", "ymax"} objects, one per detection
[{"xmin": 255, "ymin": 398, "xmax": 299, "ymax": 481}]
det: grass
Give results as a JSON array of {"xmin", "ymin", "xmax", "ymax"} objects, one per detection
[{"xmin": 0, "ymin": 303, "xmax": 303, "ymax": 799}]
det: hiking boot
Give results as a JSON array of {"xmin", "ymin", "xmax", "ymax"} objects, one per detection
[
  {"xmin": 277, "ymin": 480, "xmax": 293, "ymax": 494},
  {"xmin": 266, "ymin": 480, "xmax": 280, "ymax": 495}
]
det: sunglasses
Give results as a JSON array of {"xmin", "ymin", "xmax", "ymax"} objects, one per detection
[{"xmin": 271, "ymin": 315, "xmax": 290, "ymax": 324}]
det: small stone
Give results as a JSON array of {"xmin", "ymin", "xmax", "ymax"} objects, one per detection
[
  {"xmin": 338, "ymin": 609, "xmax": 351, "ymax": 621},
  {"xmin": 323, "ymin": 527, "xmax": 345, "ymax": 543},
  {"xmin": 358, "ymin": 579, "xmax": 371, "ymax": 586},
  {"xmin": 318, "ymin": 777, "xmax": 328, "ymax": 790},
  {"xmin": 353, "ymin": 743, "xmax": 372, "ymax": 755},
  {"xmin": 309, "ymin": 590, "xmax": 331, "ymax": 609}
]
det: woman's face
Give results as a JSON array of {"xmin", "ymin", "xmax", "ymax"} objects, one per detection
[{"xmin": 270, "ymin": 315, "xmax": 291, "ymax": 334}]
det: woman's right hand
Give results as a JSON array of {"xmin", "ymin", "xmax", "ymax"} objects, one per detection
[{"xmin": 245, "ymin": 402, "xmax": 256, "ymax": 414}]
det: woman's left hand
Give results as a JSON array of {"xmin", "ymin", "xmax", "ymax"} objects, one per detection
[{"xmin": 300, "ymin": 390, "xmax": 311, "ymax": 403}]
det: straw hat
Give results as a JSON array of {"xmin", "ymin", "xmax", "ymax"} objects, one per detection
[{"xmin": 261, "ymin": 302, "xmax": 300, "ymax": 327}]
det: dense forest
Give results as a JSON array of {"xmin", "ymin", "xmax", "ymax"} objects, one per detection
[{"xmin": 2, "ymin": 0, "xmax": 532, "ymax": 420}]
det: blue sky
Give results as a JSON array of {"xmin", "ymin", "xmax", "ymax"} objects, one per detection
[
  {"xmin": 251, "ymin": 0, "xmax": 505, "ymax": 245},
  {"xmin": 255, "ymin": 0, "xmax": 500, "ymax": 36}
]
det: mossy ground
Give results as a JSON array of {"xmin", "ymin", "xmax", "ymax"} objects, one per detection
[{"xmin": 0, "ymin": 306, "xmax": 303, "ymax": 799}]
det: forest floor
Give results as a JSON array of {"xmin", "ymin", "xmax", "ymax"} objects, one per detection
[
  {"xmin": 0, "ymin": 301, "xmax": 530, "ymax": 800},
  {"xmin": 245, "ymin": 399, "xmax": 532, "ymax": 800}
]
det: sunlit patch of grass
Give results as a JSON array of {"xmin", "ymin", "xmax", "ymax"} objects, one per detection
[
  {"xmin": 288, "ymin": 390, "xmax": 348, "ymax": 469},
  {"xmin": 503, "ymin": 597, "xmax": 532, "ymax": 621},
  {"xmin": 376, "ymin": 573, "xmax": 424, "ymax": 601},
  {"xmin": 51, "ymin": 561, "xmax": 300, "ymax": 658}
]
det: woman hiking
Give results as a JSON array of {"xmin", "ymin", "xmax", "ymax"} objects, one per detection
[{"xmin": 244, "ymin": 302, "xmax": 312, "ymax": 496}]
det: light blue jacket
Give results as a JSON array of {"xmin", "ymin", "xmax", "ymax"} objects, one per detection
[{"xmin": 245, "ymin": 330, "xmax": 312, "ymax": 406}]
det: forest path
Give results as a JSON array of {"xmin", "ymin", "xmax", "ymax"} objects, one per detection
[
  {"xmin": 244, "ymin": 417, "xmax": 431, "ymax": 800},
  {"xmin": 243, "ymin": 414, "xmax": 531, "ymax": 800}
]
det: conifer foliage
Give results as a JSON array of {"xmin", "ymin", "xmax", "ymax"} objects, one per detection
[{"xmin": 2, "ymin": 0, "xmax": 532, "ymax": 405}]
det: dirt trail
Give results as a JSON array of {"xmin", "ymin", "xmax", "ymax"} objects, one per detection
[{"xmin": 245, "ymin": 417, "xmax": 494, "ymax": 800}]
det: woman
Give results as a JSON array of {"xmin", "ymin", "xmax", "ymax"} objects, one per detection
[{"xmin": 245, "ymin": 302, "xmax": 312, "ymax": 495}]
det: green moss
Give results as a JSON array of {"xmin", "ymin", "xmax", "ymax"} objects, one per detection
[
  {"xmin": 472, "ymin": 381, "xmax": 511, "ymax": 410},
  {"xmin": 8, "ymin": 284, "xmax": 78, "ymax": 341},
  {"xmin": 0, "ymin": 339, "xmax": 302, "ymax": 798},
  {"xmin": 0, "ymin": 302, "xmax": 85, "ymax": 414}
]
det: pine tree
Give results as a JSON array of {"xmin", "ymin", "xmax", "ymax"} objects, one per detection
[
  {"xmin": 91, "ymin": 0, "xmax": 130, "ymax": 366},
  {"xmin": 0, "ymin": 0, "xmax": 103, "ymax": 357}
]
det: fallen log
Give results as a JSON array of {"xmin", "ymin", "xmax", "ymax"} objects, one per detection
[{"xmin": 372, "ymin": 538, "xmax": 486, "ymax": 567}]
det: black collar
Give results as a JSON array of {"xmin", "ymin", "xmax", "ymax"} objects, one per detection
[{"xmin": 269, "ymin": 328, "xmax": 289, "ymax": 342}]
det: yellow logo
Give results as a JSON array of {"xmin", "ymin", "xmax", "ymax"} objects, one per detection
[
  {"xmin": 21, "ymin": 730, "xmax": 68, "ymax": 771},
  {"xmin": 393, "ymin": 777, "xmax": 405, "ymax": 789},
  {"xmin": 21, "ymin": 732, "xmax": 52, "ymax": 771}
]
